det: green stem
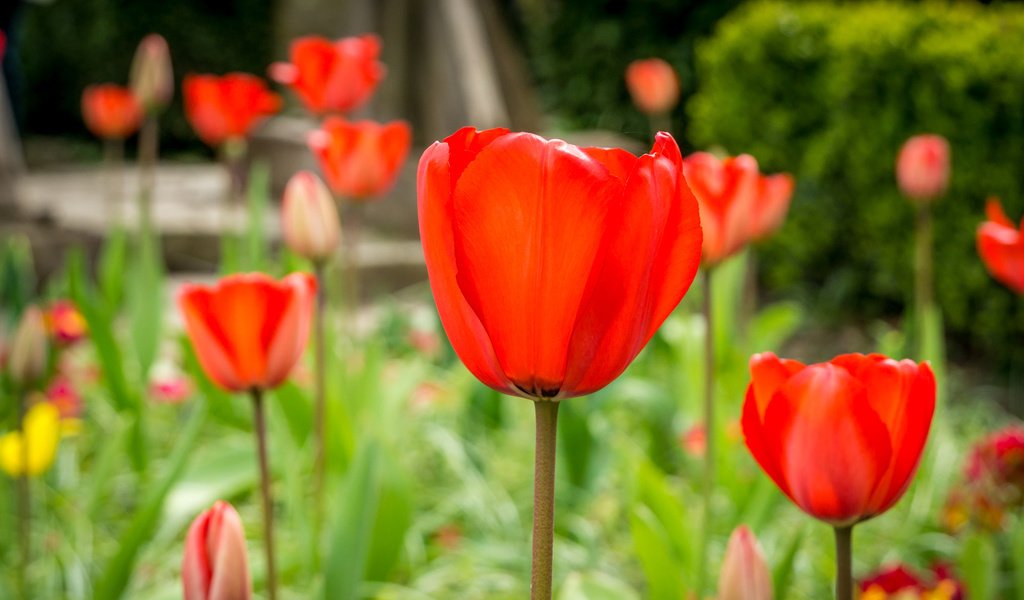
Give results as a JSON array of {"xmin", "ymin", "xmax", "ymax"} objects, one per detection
[
  {"xmin": 531, "ymin": 400, "xmax": 560, "ymax": 600},
  {"xmin": 137, "ymin": 116, "xmax": 158, "ymax": 236},
  {"xmin": 313, "ymin": 260, "xmax": 327, "ymax": 544},
  {"xmin": 697, "ymin": 267, "xmax": 716, "ymax": 595},
  {"xmin": 104, "ymin": 138, "xmax": 124, "ymax": 226},
  {"xmin": 914, "ymin": 202, "xmax": 934, "ymax": 358},
  {"xmin": 17, "ymin": 390, "xmax": 29, "ymax": 600},
  {"xmin": 834, "ymin": 526, "xmax": 853, "ymax": 600},
  {"xmin": 252, "ymin": 389, "xmax": 278, "ymax": 600}
]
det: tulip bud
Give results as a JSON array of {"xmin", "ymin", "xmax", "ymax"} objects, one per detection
[
  {"xmin": 7, "ymin": 306, "xmax": 48, "ymax": 387},
  {"xmin": 718, "ymin": 525, "xmax": 773, "ymax": 600},
  {"xmin": 625, "ymin": 58, "xmax": 680, "ymax": 116},
  {"xmin": 281, "ymin": 171, "xmax": 341, "ymax": 262},
  {"xmin": 896, "ymin": 134, "xmax": 950, "ymax": 202},
  {"xmin": 130, "ymin": 34, "xmax": 174, "ymax": 114},
  {"xmin": 182, "ymin": 501, "xmax": 252, "ymax": 600}
]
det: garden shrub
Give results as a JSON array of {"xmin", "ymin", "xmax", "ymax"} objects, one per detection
[{"xmin": 689, "ymin": 1, "xmax": 1024, "ymax": 371}]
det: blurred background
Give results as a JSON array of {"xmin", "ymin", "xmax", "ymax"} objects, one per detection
[{"xmin": 3, "ymin": 0, "xmax": 1022, "ymax": 400}]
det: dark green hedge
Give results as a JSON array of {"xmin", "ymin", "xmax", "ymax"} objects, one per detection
[
  {"xmin": 689, "ymin": 1, "xmax": 1024, "ymax": 368},
  {"xmin": 17, "ymin": 0, "xmax": 274, "ymax": 152}
]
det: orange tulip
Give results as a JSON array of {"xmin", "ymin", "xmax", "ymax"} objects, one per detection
[
  {"xmin": 896, "ymin": 134, "xmax": 950, "ymax": 202},
  {"xmin": 683, "ymin": 152, "xmax": 760, "ymax": 265},
  {"xmin": 81, "ymin": 84, "xmax": 142, "ymax": 140},
  {"xmin": 269, "ymin": 34, "xmax": 385, "ymax": 115},
  {"xmin": 977, "ymin": 196, "xmax": 1024, "ymax": 294},
  {"xmin": 750, "ymin": 172, "xmax": 794, "ymax": 241},
  {"xmin": 307, "ymin": 117, "xmax": 411, "ymax": 200},
  {"xmin": 183, "ymin": 73, "xmax": 282, "ymax": 148},
  {"xmin": 743, "ymin": 352, "xmax": 935, "ymax": 526},
  {"xmin": 182, "ymin": 501, "xmax": 252, "ymax": 600},
  {"xmin": 177, "ymin": 273, "xmax": 316, "ymax": 392},
  {"xmin": 625, "ymin": 58, "xmax": 680, "ymax": 115},
  {"xmin": 418, "ymin": 127, "xmax": 702, "ymax": 399}
]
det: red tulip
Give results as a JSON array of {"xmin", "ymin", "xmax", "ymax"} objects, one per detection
[
  {"xmin": 307, "ymin": 116, "xmax": 411, "ymax": 200},
  {"xmin": 46, "ymin": 300, "xmax": 88, "ymax": 346},
  {"xmin": 965, "ymin": 425, "xmax": 1024, "ymax": 489},
  {"xmin": 269, "ymin": 34, "xmax": 385, "ymax": 115},
  {"xmin": 977, "ymin": 196, "xmax": 1024, "ymax": 294},
  {"xmin": 682, "ymin": 152, "xmax": 760, "ymax": 265},
  {"xmin": 742, "ymin": 352, "xmax": 935, "ymax": 526},
  {"xmin": 182, "ymin": 501, "xmax": 252, "ymax": 600},
  {"xmin": 718, "ymin": 525, "xmax": 772, "ymax": 600},
  {"xmin": 183, "ymin": 73, "xmax": 282, "ymax": 148},
  {"xmin": 418, "ymin": 127, "xmax": 702, "ymax": 399},
  {"xmin": 81, "ymin": 84, "xmax": 142, "ymax": 140},
  {"xmin": 750, "ymin": 172, "xmax": 794, "ymax": 241},
  {"xmin": 130, "ymin": 34, "xmax": 174, "ymax": 113},
  {"xmin": 625, "ymin": 58, "xmax": 680, "ymax": 115},
  {"xmin": 177, "ymin": 273, "xmax": 316, "ymax": 393},
  {"xmin": 896, "ymin": 134, "xmax": 950, "ymax": 202}
]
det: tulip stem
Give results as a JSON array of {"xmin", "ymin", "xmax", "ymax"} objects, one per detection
[
  {"xmin": 251, "ymin": 389, "xmax": 278, "ymax": 600},
  {"xmin": 531, "ymin": 400, "xmax": 560, "ymax": 600},
  {"xmin": 138, "ymin": 115, "xmax": 158, "ymax": 236},
  {"xmin": 17, "ymin": 391, "xmax": 30, "ymax": 600},
  {"xmin": 834, "ymin": 526, "xmax": 853, "ymax": 600},
  {"xmin": 697, "ymin": 267, "xmax": 716, "ymax": 595},
  {"xmin": 104, "ymin": 138, "xmax": 124, "ymax": 226},
  {"xmin": 312, "ymin": 259, "xmax": 327, "ymax": 543},
  {"xmin": 914, "ymin": 202, "xmax": 934, "ymax": 359}
]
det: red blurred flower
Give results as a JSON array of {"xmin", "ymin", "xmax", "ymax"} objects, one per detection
[
  {"xmin": 896, "ymin": 134, "xmax": 950, "ymax": 202},
  {"xmin": 46, "ymin": 300, "xmax": 87, "ymax": 346},
  {"xmin": 307, "ymin": 117, "xmax": 411, "ymax": 200},
  {"xmin": 750, "ymin": 172, "xmax": 795, "ymax": 241},
  {"xmin": 859, "ymin": 563, "xmax": 962, "ymax": 600},
  {"xmin": 683, "ymin": 152, "xmax": 760, "ymax": 265},
  {"xmin": 965, "ymin": 425, "xmax": 1024, "ymax": 486},
  {"xmin": 182, "ymin": 501, "xmax": 252, "ymax": 600},
  {"xmin": 418, "ymin": 127, "xmax": 702, "ymax": 399},
  {"xmin": 681, "ymin": 424, "xmax": 706, "ymax": 458},
  {"xmin": 977, "ymin": 197, "xmax": 1024, "ymax": 294},
  {"xmin": 625, "ymin": 58, "xmax": 679, "ymax": 116},
  {"xmin": 859, "ymin": 564, "xmax": 926, "ymax": 595},
  {"xmin": 183, "ymin": 73, "xmax": 281, "ymax": 147},
  {"xmin": 742, "ymin": 352, "xmax": 935, "ymax": 526},
  {"xmin": 81, "ymin": 84, "xmax": 142, "ymax": 140},
  {"xmin": 45, "ymin": 376, "xmax": 82, "ymax": 419},
  {"xmin": 269, "ymin": 34, "xmax": 385, "ymax": 115},
  {"xmin": 150, "ymin": 375, "xmax": 193, "ymax": 404},
  {"xmin": 177, "ymin": 273, "xmax": 316, "ymax": 393}
]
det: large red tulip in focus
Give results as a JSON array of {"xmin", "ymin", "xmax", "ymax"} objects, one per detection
[
  {"xmin": 896, "ymin": 134, "xmax": 950, "ymax": 202},
  {"xmin": 742, "ymin": 352, "xmax": 936, "ymax": 526},
  {"xmin": 177, "ymin": 273, "xmax": 316, "ymax": 392},
  {"xmin": 270, "ymin": 34, "xmax": 385, "ymax": 115},
  {"xmin": 182, "ymin": 501, "xmax": 252, "ymax": 600},
  {"xmin": 183, "ymin": 73, "xmax": 282, "ymax": 148},
  {"xmin": 977, "ymin": 197, "xmax": 1024, "ymax": 294},
  {"xmin": 81, "ymin": 84, "xmax": 142, "ymax": 140},
  {"xmin": 418, "ymin": 127, "xmax": 702, "ymax": 399},
  {"xmin": 750, "ymin": 172, "xmax": 794, "ymax": 241},
  {"xmin": 683, "ymin": 151, "xmax": 760, "ymax": 265},
  {"xmin": 307, "ymin": 117, "xmax": 411, "ymax": 200},
  {"xmin": 625, "ymin": 58, "xmax": 680, "ymax": 116}
]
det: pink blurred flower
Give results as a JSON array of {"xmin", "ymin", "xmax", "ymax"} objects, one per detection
[
  {"xmin": 46, "ymin": 376, "xmax": 83, "ymax": 419},
  {"xmin": 896, "ymin": 134, "xmax": 950, "ymax": 202},
  {"xmin": 680, "ymin": 424, "xmax": 706, "ymax": 458},
  {"xmin": 150, "ymin": 376, "xmax": 194, "ymax": 404}
]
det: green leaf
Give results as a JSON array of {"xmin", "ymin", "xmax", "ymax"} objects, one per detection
[
  {"xmin": 0, "ymin": 235, "xmax": 35, "ymax": 320},
  {"xmin": 558, "ymin": 571, "xmax": 640, "ymax": 600},
  {"xmin": 128, "ymin": 230, "xmax": 165, "ymax": 379},
  {"xmin": 323, "ymin": 439, "xmax": 382, "ymax": 600},
  {"xmin": 959, "ymin": 531, "xmax": 997, "ymax": 600},
  {"xmin": 772, "ymin": 524, "xmax": 804, "ymax": 600},
  {"xmin": 93, "ymin": 399, "xmax": 208, "ymax": 600},
  {"xmin": 272, "ymin": 381, "xmax": 313, "ymax": 448},
  {"xmin": 629, "ymin": 505, "xmax": 686, "ymax": 598},
  {"xmin": 98, "ymin": 227, "xmax": 129, "ymax": 309},
  {"xmin": 363, "ymin": 452, "xmax": 413, "ymax": 583},
  {"xmin": 245, "ymin": 161, "xmax": 270, "ymax": 271},
  {"xmin": 1011, "ymin": 517, "xmax": 1024, "ymax": 600}
]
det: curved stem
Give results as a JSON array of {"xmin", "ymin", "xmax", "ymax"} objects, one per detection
[
  {"xmin": 834, "ymin": 526, "xmax": 853, "ymax": 600},
  {"xmin": 531, "ymin": 400, "xmax": 559, "ymax": 600},
  {"xmin": 252, "ymin": 389, "xmax": 278, "ymax": 600},
  {"xmin": 696, "ymin": 267, "xmax": 716, "ymax": 595}
]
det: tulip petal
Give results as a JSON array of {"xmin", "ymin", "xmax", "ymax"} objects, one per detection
[
  {"xmin": 262, "ymin": 273, "xmax": 317, "ymax": 388},
  {"xmin": 978, "ymin": 221, "xmax": 1024, "ymax": 294},
  {"xmin": 206, "ymin": 502, "xmax": 253, "ymax": 600},
  {"xmin": 561, "ymin": 133, "xmax": 701, "ymax": 394},
  {"xmin": 178, "ymin": 285, "xmax": 246, "ymax": 391},
  {"xmin": 763, "ymin": 364, "xmax": 893, "ymax": 525},
  {"xmin": 418, "ymin": 136, "xmax": 514, "ymax": 394},
  {"xmin": 749, "ymin": 352, "xmax": 805, "ymax": 420},
  {"xmin": 182, "ymin": 509, "xmax": 214, "ymax": 600},
  {"xmin": 451, "ymin": 132, "xmax": 620, "ymax": 396}
]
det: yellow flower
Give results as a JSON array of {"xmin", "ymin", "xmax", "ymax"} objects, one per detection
[{"xmin": 0, "ymin": 402, "xmax": 61, "ymax": 477}]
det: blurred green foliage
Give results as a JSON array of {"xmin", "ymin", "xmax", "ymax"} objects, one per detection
[
  {"xmin": 689, "ymin": 1, "xmax": 1024, "ymax": 371},
  {"xmin": 18, "ymin": 0, "xmax": 274, "ymax": 152}
]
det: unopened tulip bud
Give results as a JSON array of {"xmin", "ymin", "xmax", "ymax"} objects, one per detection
[
  {"xmin": 625, "ymin": 58, "xmax": 680, "ymax": 116},
  {"xmin": 182, "ymin": 501, "xmax": 252, "ymax": 600},
  {"xmin": 719, "ymin": 525, "xmax": 773, "ymax": 600},
  {"xmin": 130, "ymin": 34, "xmax": 174, "ymax": 114},
  {"xmin": 281, "ymin": 171, "xmax": 341, "ymax": 262},
  {"xmin": 896, "ymin": 134, "xmax": 950, "ymax": 202},
  {"xmin": 7, "ymin": 307, "xmax": 48, "ymax": 386}
]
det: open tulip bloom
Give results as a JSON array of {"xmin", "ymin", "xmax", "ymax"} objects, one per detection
[
  {"xmin": 178, "ymin": 272, "xmax": 316, "ymax": 600},
  {"xmin": 977, "ymin": 197, "xmax": 1024, "ymax": 295},
  {"xmin": 418, "ymin": 127, "xmax": 702, "ymax": 598},
  {"xmin": 270, "ymin": 34, "xmax": 385, "ymax": 116},
  {"xmin": 742, "ymin": 352, "xmax": 936, "ymax": 600}
]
